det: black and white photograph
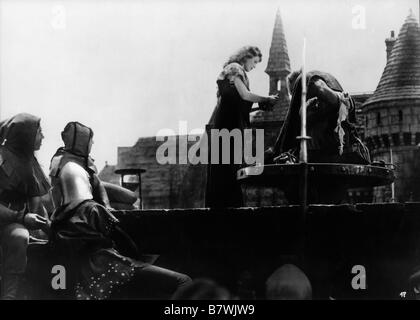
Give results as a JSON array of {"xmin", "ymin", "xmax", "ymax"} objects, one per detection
[{"xmin": 0, "ymin": 0, "xmax": 419, "ymax": 307}]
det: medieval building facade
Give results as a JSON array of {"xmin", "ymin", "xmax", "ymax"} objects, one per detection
[{"xmin": 363, "ymin": 11, "xmax": 420, "ymax": 202}]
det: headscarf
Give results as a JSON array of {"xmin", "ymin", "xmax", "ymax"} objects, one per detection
[
  {"xmin": 0, "ymin": 113, "xmax": 50, "ymax": 198},
  {"xmin": 1, "ymin": 113, "xmax": 40, "ymax": 158},
  {"xmin": 50, "ymin": 122, "xmax": 97, "ymax": 178}
]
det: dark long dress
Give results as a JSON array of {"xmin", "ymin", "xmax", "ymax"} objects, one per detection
[{"xmin": 205, "ymin": 63, "xmax": 253, "ymax": 208}]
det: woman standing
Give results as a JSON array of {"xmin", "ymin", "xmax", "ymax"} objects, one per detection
[{"xmin": 205, "ymin": 46, "xmax": 278, "ymax": 208}]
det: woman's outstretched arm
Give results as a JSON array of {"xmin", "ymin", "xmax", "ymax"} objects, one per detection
[{"xmin": 234, "ymin": 77, "xmax": 278, "ymax": 104}]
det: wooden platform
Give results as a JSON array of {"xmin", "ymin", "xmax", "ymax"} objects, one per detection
[{"xmin": 112, "ymin": 203, "xmax": 420, "ymax": 299}]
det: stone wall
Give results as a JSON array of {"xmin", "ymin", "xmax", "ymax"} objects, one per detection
[
  {"xmin": 116, "ymin": 135, "xmax": 206, "ymax": 209},
  {"xmin": 364, "ymin": 99, "xmax": 420, "ymax": 202}
]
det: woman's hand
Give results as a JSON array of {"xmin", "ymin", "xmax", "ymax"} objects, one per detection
[
  {"xmin": 306, "ymin": 97, "xmax": 319, "ymax": 110},
  {"xmin": 259, "ymin": 94, "xmax": 280, "ymax": 111},
  {"xmin": 299, "ymin": 97, "xmax": 319, "ymax": 116},
  {"xmin": 267, "ymin": 94, "xmax": 280, "ymax": 105},
  {"xmin": 234, "ymin": 77, "xmax": 280, "ymax": 105}
]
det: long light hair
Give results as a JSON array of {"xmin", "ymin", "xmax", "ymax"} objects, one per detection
[{"xmin": 223, "ymin": 46, "xmax": 262, "ymax": 68}]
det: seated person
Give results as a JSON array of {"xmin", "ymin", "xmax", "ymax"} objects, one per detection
[
  {"xmin": 0, "ymin": 113, "xmax": 49, "ymax": 299},
  {"xmin": 266, "ymin": 70, "xmax": 371, "ymax": 204},
  {"xmin": 48, "ymin": 160, "xmax": 191, "ymax": 299},
  {"xmin": 268, "ymin": 70, "xmax": 370, "ymax": 165}
]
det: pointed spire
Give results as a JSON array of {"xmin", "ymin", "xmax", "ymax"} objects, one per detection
[
  {"xmin": 265, "ymin": 8, "xmax": 291, "ymax": 77},
  {"xmin": 251, "ymin": 9, "xmax": 291, "ymax": 124},
  {"xmin": 407, "ymin": 8, "xmax": 417, "ymax": 22},
  {"xmin": 365, "ymin": 11, "xmax": 420, "ymax": 106}
]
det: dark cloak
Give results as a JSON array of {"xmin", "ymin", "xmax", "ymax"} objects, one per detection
[
  {"xmin": 0, "ymin": 113, "xmax": 50, "ymax": 208},
  {"xmin": 49, "ymin": 199, "xmax": 143, "ymax": 299},
  {"xmin": 271, "ymin": 71, "xmax": 370, "ymax": 204},
  {"xmin": 273, "ymin": 70, "xmax": 357, "ymax": 159}
]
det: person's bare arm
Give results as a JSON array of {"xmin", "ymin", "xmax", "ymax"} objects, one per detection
[
  {"xmin": 0, "ymin": 202, "xmax": 20, "ymax": 225},
  {"xmin": 0, "ymin": 187, "xmax": 22, "ymax": 225},
  {"xmin": 92, "ymin": 174, "xmax": 112, "ymax": 209},
  {"xmin": 27, "ymin": 196, "xmax": 50, "ymax": 234},
  {"xmin": 234, "ymin": 77, "xmax": 278, "ymax": 105},
  {"xmin": 300, "ymin": 78, "xmax": 342, "ymax": 121},
  {"xmin": 299, "ymin": 97, "xmax": 319, "ymax": 120},
  {"xmin": 28, "ymin": 196, "xmax": 47, "ymax": 216},
  {"xmin": 0, "ymin": 200, "xmax": 47, "ymax": 230},
  {"xmin": 311, "ymin": 79, "xmax": 340, "ymax": 110}
]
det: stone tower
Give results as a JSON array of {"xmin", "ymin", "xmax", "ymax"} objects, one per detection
[
  {"xmin": 264, "ymin": 8, "xmax": 291, "ymax": 119},
  {"xmin": 363, "ymin": 10, "xmax": 420, "ymax": 202},
  {"xmin": 251, "ymin": 9, "xmax": 291, "ymax": 149}
]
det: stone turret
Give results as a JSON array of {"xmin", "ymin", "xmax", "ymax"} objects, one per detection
[{"xmin": 363, "ymin": 10, "xmax": 420, "ymax": 202}]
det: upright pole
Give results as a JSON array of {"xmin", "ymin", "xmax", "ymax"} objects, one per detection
[
  {"xmin": 297, "ymin": 38, "xmax": 310, "ymax": 215},
  {"xmin": 296, "ymin": 38, "xmax": 310, "ymax": 261},
  {"xmin": 390, "ymin": 147, "xmax": 395, "ymax": 202},
  {"xmin": 299, "ymin": 38, "xmax": 308, "ymax": 164}
]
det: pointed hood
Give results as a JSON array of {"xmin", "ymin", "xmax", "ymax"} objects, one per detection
[
  {"xmin": 0, "ymin": 113, "xmax": 50, "ymax": 199},
  {"xmin": 0, "ymin": 113, "xmax": 40, "ymax": 158},
  {"xmin": 61, "ymin": 122, "xmax": 93, "ymax": 157},
  {"xmin": 50, "ymin": 122, "xmax": 97, "ymax": 178},
  {"xmin": 274, "ymin": 70, "xmax": 350, "ymax": 154}
]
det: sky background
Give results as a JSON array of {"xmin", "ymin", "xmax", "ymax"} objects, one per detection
[{"xmin": 0, "ymin": 0, "xmax": 418, "ymax": 173}]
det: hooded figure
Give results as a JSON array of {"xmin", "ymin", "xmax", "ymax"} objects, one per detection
[
  {"xmin": 48, "ymin": 157, "xmax": 192, "ymax": 300},
  {"xmin": 49, "ymin": 122, "xmax": 110, "ymax": 209},
  {"xmin": 0, "ymin": 113, "xmax": 50, "ymax": 201},
  {"xmin": 266, "ymin": 71, "xmax": 371, "ymax": 204},
  {"xmin": 50, "ymin": 122, "xmax": 97, "ymax": 177},
  {"xmin": 272, "ymin": 70, "xmax": 370, "ymax": 164},
  {"xmin": 0, "ymin": 113, "xmax": 50, "ymax": 299}
]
